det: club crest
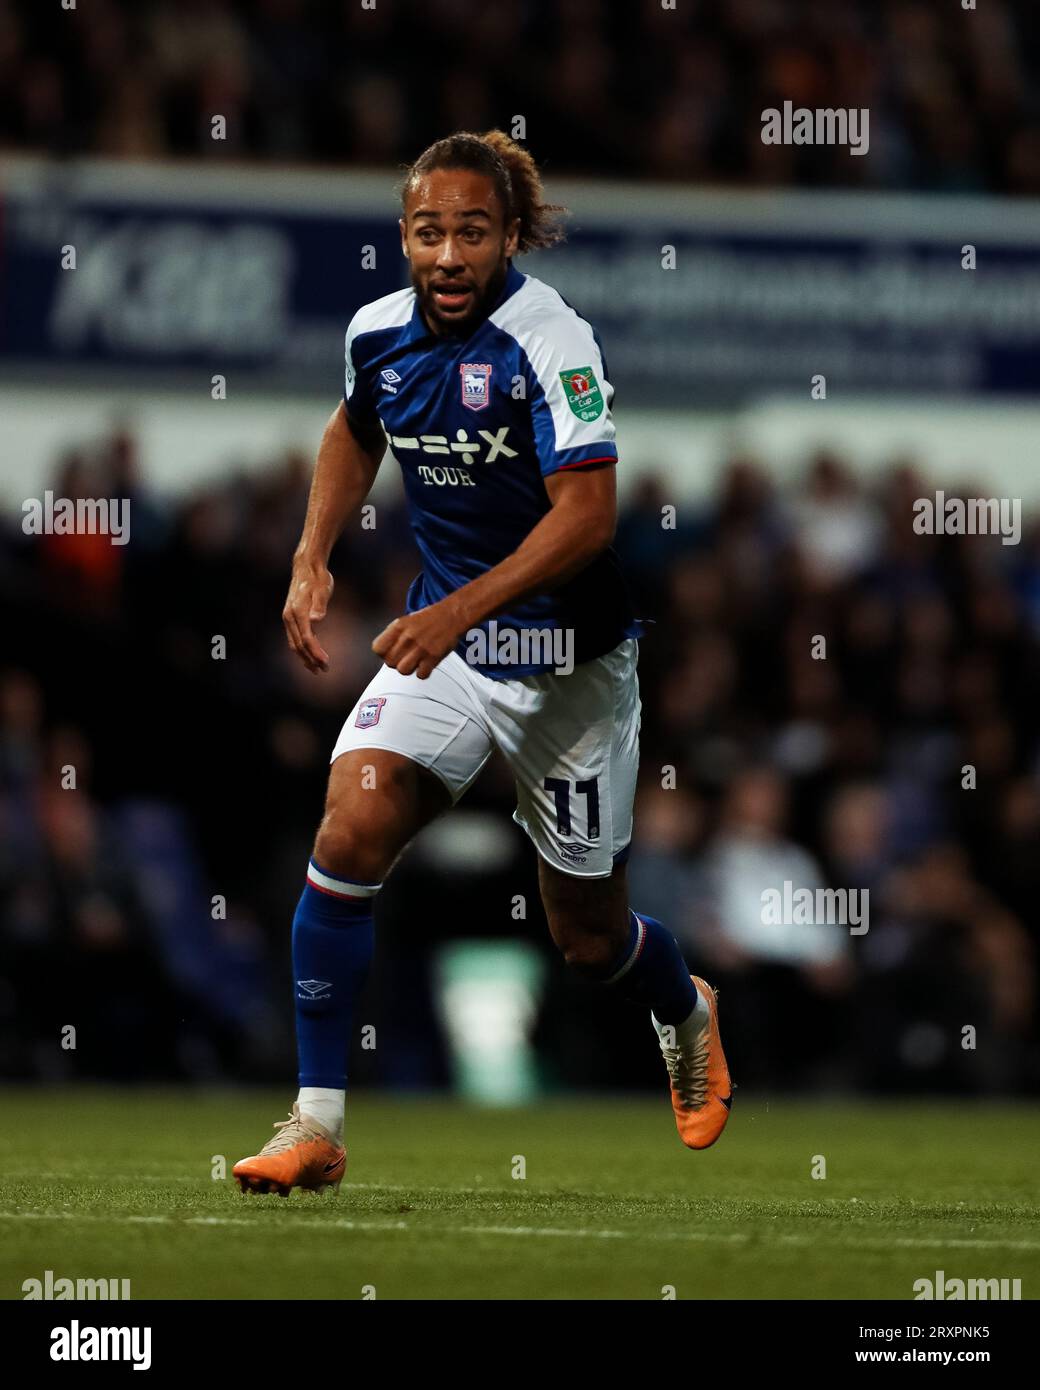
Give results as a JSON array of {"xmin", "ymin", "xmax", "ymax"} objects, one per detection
[
  {"xmin": 355, "ymin": 696, "xmax": 387, "ymax": 729},
  {"xmin": 460, "ymin": 362, "xmax": 492, "ymax": 411}
]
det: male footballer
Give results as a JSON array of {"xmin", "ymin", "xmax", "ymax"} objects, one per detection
[{"xmin": 233, "ymin": 131, "xmax": 731, "ymax": 1195}]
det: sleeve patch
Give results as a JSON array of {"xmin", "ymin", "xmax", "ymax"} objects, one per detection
[{"xmin": 558, "ymin": 367, "xmax": 605, "ymax": 422}]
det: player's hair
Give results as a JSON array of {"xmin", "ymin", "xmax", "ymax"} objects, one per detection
[{"xmin": 399, "ymin": 130, "xmax": 568, "ymax": 254}]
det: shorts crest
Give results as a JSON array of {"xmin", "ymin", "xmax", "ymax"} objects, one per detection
[{"xmin": 355, "ymin": 696, "xmax": 387, "ymax": 729}]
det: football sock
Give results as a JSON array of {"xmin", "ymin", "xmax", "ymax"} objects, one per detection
[
  {"xmin": 296, "ymin": 1086, "xmax": 346, "ymax": 1138},
  {"xmin": 652, "ymin": 995, "xmax": 709, "ymax": 1048},
  {"xmin": 604, "ymin": 910, "xmax": 703, "ymax": 1028},
  {"xmin": 292, "ymin": 859, "xmax": 379, "ymax": 1123}
]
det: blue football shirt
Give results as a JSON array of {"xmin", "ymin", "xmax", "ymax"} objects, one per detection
[{"xmin": 343, "ymin": 261, "xmax": 642, "ymax": 677}]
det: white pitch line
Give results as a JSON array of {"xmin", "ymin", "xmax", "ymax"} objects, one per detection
[
  {"xmin": 1, "ymin": 1210, "xmax": 1039, "ymax": 1251},
  {"xmin": 0, "ymin": 1174, "xmax": 492, "ymax": 1194},
  {"xmin": 0, "ymin": 1173, "xmax": 201, "ymax": 1184},
  {"xmin": 6, "ymin": 1176, "xmax": 1034, "ymax": 1217}
]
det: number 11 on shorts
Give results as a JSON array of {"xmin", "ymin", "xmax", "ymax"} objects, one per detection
[{"xmin": 544, "ymin": 777, "xmax": 600, "ymax": 839}]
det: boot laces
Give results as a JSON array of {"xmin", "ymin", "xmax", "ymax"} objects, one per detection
[
  {"xmin": 662, "ymin": 1031, "xmax": 710, "ymax": 1109},
  {"xmin": 259, "ymin": 1105, "xmax": 314, "ymax": 1156}
]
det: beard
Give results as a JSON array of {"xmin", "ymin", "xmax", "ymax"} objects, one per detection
[{"xmin": 413, "ymin": 259, "xmax": 509, "ymax": 338}]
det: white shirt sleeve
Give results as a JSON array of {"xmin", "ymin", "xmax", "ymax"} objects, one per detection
[
  {"xmin": 523, "ymin": 313, "xmax": 618, "ymax": 476},
  {"xmin": 343, "ymin": 312, "xmax": 381, "ymax": 435}
]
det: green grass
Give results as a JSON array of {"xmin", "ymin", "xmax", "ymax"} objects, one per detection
[{"xmin": 1, "ymin": 1088, "xmax": 1038, "ymax": 1299}]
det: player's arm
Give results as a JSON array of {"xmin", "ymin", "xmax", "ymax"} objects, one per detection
[
  {"xmin": 456, "ymin": 464, "xmax": 617, "ymax": 613},
  {"xmin": 372, "ymin": 464, "xmax": 616, "ymax": 678},
  {"xmin": 284, "ymin": 401, "xmax": 386, "ymax": 674}
]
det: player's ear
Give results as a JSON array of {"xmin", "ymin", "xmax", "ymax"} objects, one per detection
[
  {"xmin": 399, "ymin": 217, "xmax": 409, "ymax": 258},
  {"xmin": 505, "ymin": 217, "xmax": 520, "ymax": 258}
]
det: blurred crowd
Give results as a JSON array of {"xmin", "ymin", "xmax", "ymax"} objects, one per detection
[
  {"xmin": 625, "ymin": 456, "xmax": 1040, "ymax": 1094},
  {"xmin": 1, "ymin": 427, "xmax": 1038, "ymax": 1096},
  {"xmin": 2, "ymin": 0, "xmax": 1039, "ymax": 192}
]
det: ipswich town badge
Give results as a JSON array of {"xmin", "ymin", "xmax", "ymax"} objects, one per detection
[
  {"xmin": 355, "ymin": 696, "xmax": 386, "ymax": 729},
  {"xmin": 460, "ymin": 362, "xmax": 492, "ymax": 411}
]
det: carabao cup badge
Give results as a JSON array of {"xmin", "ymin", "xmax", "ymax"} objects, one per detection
[
  {"xmin": 460, "ymin": 362, "xmax": 492, "ymax": 411},
  {"xmin": 559, "ymin": 366, "xmax": 605, "ymax": 422}
]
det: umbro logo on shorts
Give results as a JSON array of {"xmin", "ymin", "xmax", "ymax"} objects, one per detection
[{"xmin": 557, "ymin": 842, "xmax": 589, "ymax": 864}]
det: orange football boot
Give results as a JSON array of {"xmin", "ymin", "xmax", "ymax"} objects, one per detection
[
  {"xmin": 233, "ymin": 1103, "xmax": 346, "ymax": 1197},
  {"xmin": 658, "ymin": 976, "xmax": 733, "ymax": 1150}
]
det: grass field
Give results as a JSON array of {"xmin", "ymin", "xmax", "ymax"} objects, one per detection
[{"xmin": 1, "ymin": 1088, "xmax": 1037, "ymax": 1300}]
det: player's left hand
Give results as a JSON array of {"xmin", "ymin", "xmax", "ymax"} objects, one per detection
[{"xmin": 372, "ymin": 600, "xmax": 465, "ymax": 679}]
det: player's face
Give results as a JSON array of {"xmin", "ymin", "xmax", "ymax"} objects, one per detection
[{"xmin": 400, "ymin": 170, "xmax": 520, "ymax": 337}]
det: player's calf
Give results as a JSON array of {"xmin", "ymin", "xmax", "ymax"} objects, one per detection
[
  {"xmin": 538, "ymin": 857, "xmax": 630, "ymax": 971},
  {"xmin": 541, "ymin": 874, "xmax": 734, "ymax": 1150}
]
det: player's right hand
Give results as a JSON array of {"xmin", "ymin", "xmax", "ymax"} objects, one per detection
[{"xmin": 283, "ymin": 562, "xmax": 334, "ymax": 674}]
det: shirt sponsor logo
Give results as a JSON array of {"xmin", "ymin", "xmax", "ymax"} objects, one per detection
[
  {"xmin": 382, "ymin": 425, "xmax": 519, "ymax": 485},
  {"xmin": 460, "ymin": 362, "xmax": 492, "ymax": 411},
  {"xmin": 559, "ymin": 366, "xmax": 605, "ymax": 422}
]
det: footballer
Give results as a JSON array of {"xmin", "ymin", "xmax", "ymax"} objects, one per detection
[{"xmin": 233, "ymin": 131, "xmax": 732, "ymax": 1196}]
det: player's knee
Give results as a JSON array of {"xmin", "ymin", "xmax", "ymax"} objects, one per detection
[{"xmin": 312, "ymin": 822, "xmax": 390, "ymax": 886}]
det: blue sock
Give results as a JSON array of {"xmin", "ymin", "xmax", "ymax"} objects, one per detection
[
  {"xmin": 602, "ymin": 911, "xmax": 698, "ymax": 1024},
  {"xmin": 292, "ymin": 859, "xmax": 379, "ymax": 1089}
]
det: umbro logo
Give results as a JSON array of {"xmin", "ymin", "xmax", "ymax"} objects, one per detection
[
  {"xmin": 297, "ymin": 979, "xmax": 332, "ymax": 999},
  {"xmin": 557, "ymin": 842, "xmax": 589, "ymax": 864},
  {"xmin": 380, "ymin": 368, "xmax": 402, "ymax": 394}
]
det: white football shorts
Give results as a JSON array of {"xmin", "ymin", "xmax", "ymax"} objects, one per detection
[{"xmin": 329, "ymin": 637, "xmax": 641, "ymax": 878}]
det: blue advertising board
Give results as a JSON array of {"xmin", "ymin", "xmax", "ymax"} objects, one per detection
[{"xmin": 2, "ymin": 159, "xmax": 1038, "ymax": 401}]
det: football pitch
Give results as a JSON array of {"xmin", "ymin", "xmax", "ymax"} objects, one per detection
[{"xmin": 1, "ymin": 1089, "xmax": 1037, "ymax": 1301}]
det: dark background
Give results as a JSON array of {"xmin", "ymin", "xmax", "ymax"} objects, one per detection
[{"xmin": 1, "ymin": 0, "xmax": 1038, "ymax": 1099}]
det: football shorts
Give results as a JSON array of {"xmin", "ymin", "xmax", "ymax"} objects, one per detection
[{"xmin": 329, "ymin": 638, "xmax": 641, "ymax": 878}]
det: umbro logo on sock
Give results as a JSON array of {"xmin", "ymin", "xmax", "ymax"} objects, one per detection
[{"xmin": 297, "ymin": 979, "xmax": 333, "ymax": 999}]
